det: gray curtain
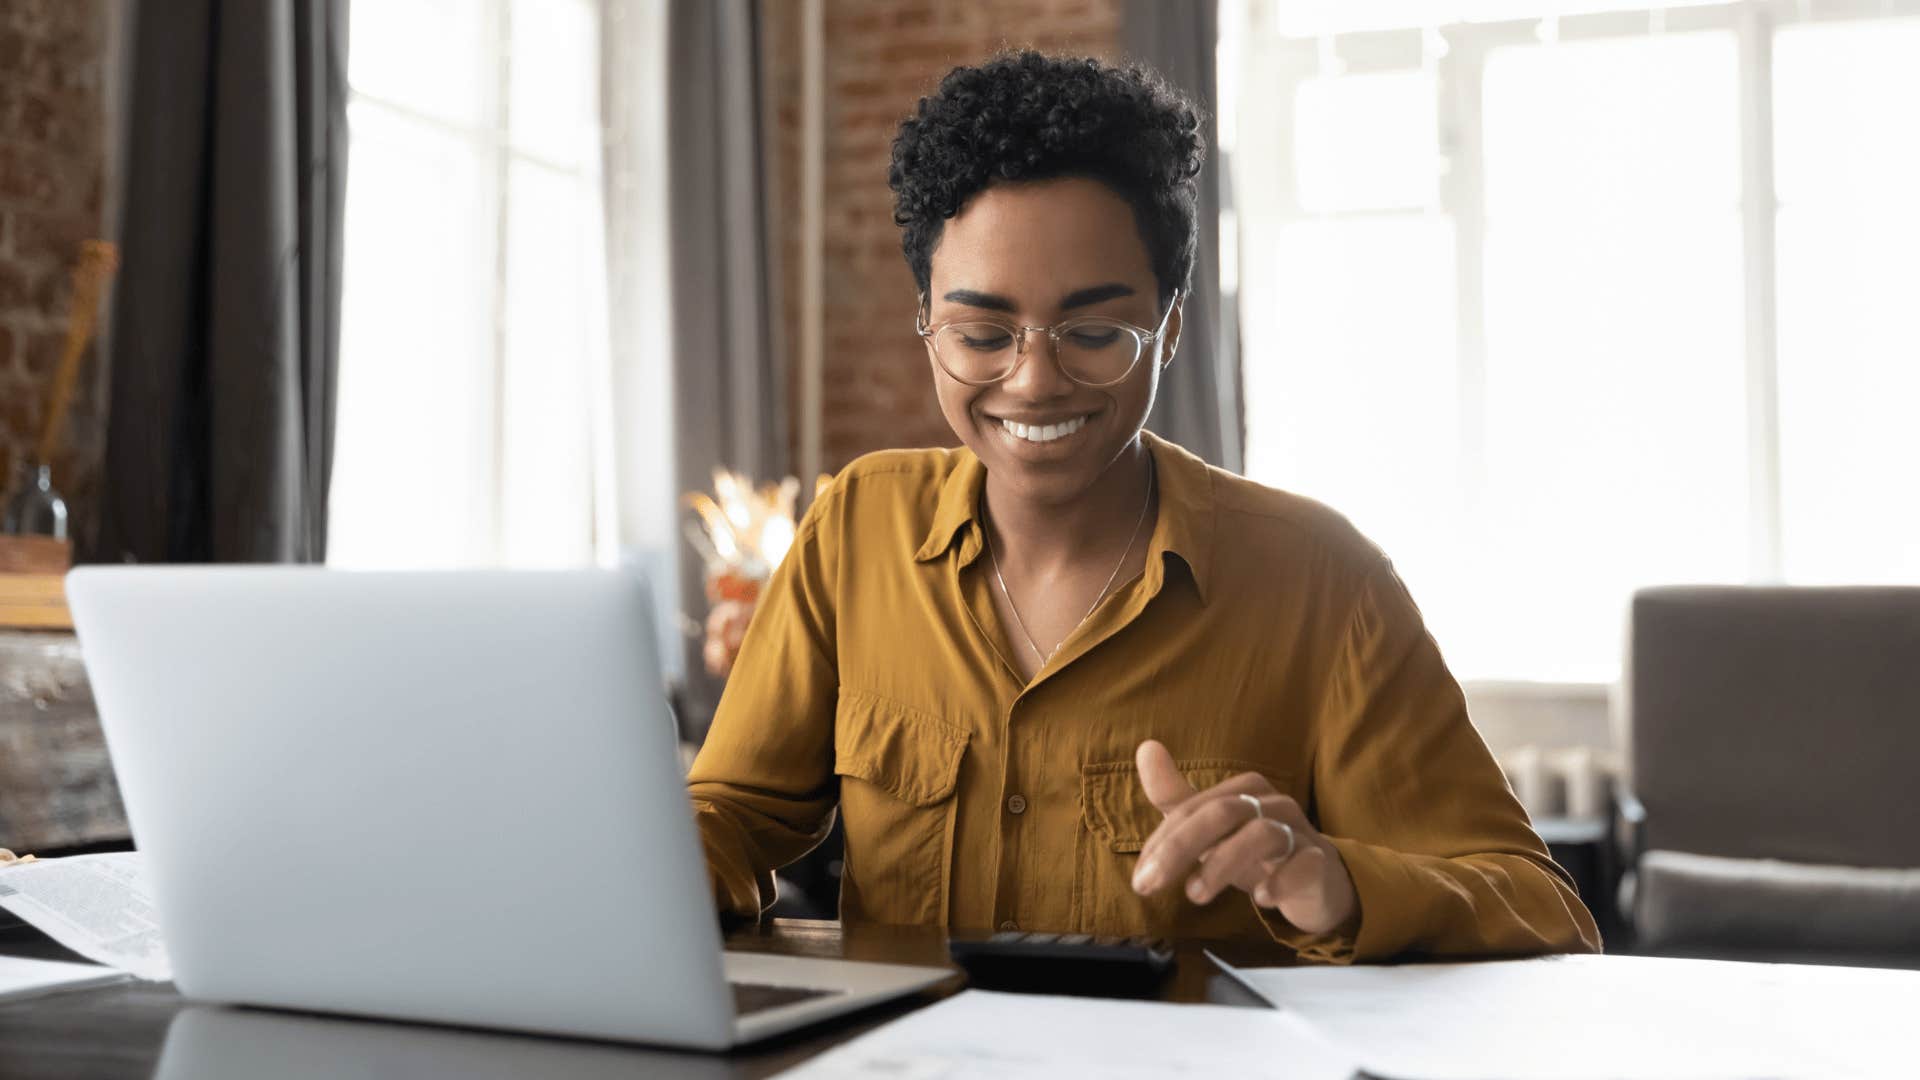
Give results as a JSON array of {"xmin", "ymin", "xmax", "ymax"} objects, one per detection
[
  {"xmin": 667, "ymin": 0, "xmax": 786, "ymax": 715},
  {"xmin": 1123, "ymin": 0, "xmax": 1244, "ymax": 473},
  {"xmin": 97, "ymin": 0, "xmax": 347, "ymax": 564}
]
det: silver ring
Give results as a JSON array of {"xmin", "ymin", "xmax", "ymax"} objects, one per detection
[
  {"xmin": 1238, "ymin": 794, "xmax": 1296, "ymax": 864},
  {"xmin": 1267, "ymin": 821, "xmax": 1297, "ymax": 865}
]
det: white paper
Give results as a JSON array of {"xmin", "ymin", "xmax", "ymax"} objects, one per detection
[
  {"xmin": 0, "ymin": 954, "xmax": 129, "ymax": 1002},
  {"xmin": 1215, "ymin": 952, "xmax": 1920, "ymax": 1080},
  {"xmin": 0, "ymin": 852, "xmax": 173, "ymax": 980},
  {"xmin": 776, "ymin": 988, "xmax": 1358, "ymax": 1079}
]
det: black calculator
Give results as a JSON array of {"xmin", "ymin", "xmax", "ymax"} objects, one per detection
[{"xmin": 947, "ymin": 931, "xmax": 1175, "ymax": 998}]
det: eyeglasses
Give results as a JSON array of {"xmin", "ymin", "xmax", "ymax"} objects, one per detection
[{"xmin": 914, "ymin": 289, "xmax": 1180, "ymax": 388}]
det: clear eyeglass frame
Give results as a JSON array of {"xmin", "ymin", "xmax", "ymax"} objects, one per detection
[{"xmin": 913, "ymin": 288, "xmax": 1181, "ymax": 388}]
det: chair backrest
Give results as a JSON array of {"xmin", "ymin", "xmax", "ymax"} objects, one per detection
[{"xmin": 1626, "ymin": 586, "xmax": 1920, "ymax": 869}]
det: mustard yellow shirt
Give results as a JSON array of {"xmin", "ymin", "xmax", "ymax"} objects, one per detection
[{"xmin": 688, "ymin": 433, "xmax": 1600, "ymax": 962}]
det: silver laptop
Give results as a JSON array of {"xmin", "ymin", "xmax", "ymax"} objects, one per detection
[
  {"xmin": 67, "ymin": 567, "xmax": 950, "ymax": 1049},
  {"xmin": 154, "ymin": 1004, "xmax": 729, "ymax": 1079}
]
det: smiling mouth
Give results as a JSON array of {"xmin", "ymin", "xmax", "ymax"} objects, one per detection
[{"xmin": 997, "ymin": 414, "xmax": 1091, "ymax": 444}]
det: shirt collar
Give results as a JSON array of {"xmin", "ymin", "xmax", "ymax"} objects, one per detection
[
  {"xmin": 1142, "ymin": 430, "xmax": 1216, "ymax": 603},
  {"xmin": 912, "ymin": 431, "xmax": 1216, "ymax": 604},
  {"xmin": 914, "ymin": 449, "xmax": 988, "ymax": 565}
]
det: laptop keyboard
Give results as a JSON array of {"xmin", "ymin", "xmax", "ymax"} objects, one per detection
[{"xmin": 730, "ymin": 980, "xmax": 841, "ymax": 1016}]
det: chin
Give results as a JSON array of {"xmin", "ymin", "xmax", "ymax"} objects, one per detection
[{"xmin": 968, "ymin": 407, "xmax": 1125, "ymax": 502}]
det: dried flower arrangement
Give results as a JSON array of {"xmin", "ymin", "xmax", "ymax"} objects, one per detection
[{"xmin": 682, "ymin": 470, "xmax": 827, "ymax": 677}]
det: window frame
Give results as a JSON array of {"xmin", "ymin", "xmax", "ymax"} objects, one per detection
[
  {"xmin": 1230, "ymin": 0, "xmax": 1920, "ymax": 693},
  {"xmin": 339, "ymin": 0, "xmax": 607, "ymax": 567}
]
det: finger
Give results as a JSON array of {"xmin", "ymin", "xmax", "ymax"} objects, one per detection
[
  {"xmin": 1155, "ymin": 771, "xmax": 1274, "ymax": 829},
  {"xmin": 1137, "ymin": 777, "xmax": 1266, "ymax": 876},
  {"xmin": 1254, "ymin": 838, "xmax": 1325, "ymax": 907},
  {"xmin": 1183, "ymin": 818, "xmax": 1297, "ymax": 905},
  {"xmin": 1134, "ymin": 739, "xmax": 1196, "ymax": 813},
  {"xmin": 1255, "ymin": 844, "xmax": 1348, "ymax": 932},
  {"xmin": 1139, "ymin": 787, "xmax": 1300, "ymax": 878},
  {"xmin": 1168, "ymin": 793, "xmax": 1307, "ymax": 903},
  {"xmin": 1133, "ymin": 790, "xmax": 1264, "ymax": 894}
]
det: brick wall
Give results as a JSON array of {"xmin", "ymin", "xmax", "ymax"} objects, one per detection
[
  {"xmin": 0, "ymin": 0, "xmax": 110, "ymax": 545},
  {"xmin": 766, "ymin": 0, "xmax": 1123, "ymax": 473}
]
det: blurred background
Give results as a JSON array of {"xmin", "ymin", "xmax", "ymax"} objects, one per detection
[{"xmin": 1, "ymin": 0, "xmax": 1915, "ymax": 963}]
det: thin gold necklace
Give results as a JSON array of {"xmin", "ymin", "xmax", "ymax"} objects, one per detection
[{"xmin": 984, "ymin": 461, "xmax": 1155, "ymax": 668}]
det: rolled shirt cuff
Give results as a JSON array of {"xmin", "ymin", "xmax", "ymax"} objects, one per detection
[{"xmin": 1252, "ymin": 835, "xmax": 1422, "ymax": 963}]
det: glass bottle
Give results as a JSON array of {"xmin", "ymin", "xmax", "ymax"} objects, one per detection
[{"xmin": 2, "ymin": 460, "xmax": 68, "ymax": 541}]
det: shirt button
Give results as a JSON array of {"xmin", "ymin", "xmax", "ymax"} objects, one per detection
[
  {"xmin": 1006, "ymin": 794, "xmax": 1028, "ymax": 815},
  {"xmin": 999, "ymin": 920, "xmax": 1018, "ymax": 932}
]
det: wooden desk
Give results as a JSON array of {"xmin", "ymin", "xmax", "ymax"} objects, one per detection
[
  {"xmin": 0, "ymin": 919, "xmax": 1282, "ymax": 1079},
  {"xmin": 0, "ymin": 630, "xmax": 129, "ymax": 852}
]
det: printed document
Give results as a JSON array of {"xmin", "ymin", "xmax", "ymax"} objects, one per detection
[
  {"xmin": 1214, "ymin": 952, "xmax": 1919, "ymax": 1079},
  {"xmin": 0, "ymin": 852, "xmax": 172, "ymax": 980},
  {"xmin": 777, "ymin": 988, "xmax": 1357, "ymax": 1079},
  {"xmin": 0, "ymin": 954, "xmax": 128, "ymax": 1003}
]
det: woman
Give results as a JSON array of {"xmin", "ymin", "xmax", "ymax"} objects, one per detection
[{"xmin": 688, "ymin": 52, "xmax": 1598, "ymax": 962}]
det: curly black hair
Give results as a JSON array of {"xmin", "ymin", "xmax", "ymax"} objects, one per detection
[{"xmin": 888, "ymin": 51, "xmax": 1205, "ymax": 306}]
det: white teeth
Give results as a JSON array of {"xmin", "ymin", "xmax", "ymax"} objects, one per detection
[{"xmin": 1001, "ymin": 415, "xmax": 1087, "ymax": 444}]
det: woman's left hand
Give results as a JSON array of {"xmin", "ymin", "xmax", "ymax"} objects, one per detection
[{"xmin": 1130, "ymin": 739, "xmax": 1358, "ymax": 935}]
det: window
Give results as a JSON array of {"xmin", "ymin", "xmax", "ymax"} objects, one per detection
[
  {"xmin": 1225, "ymin": 1, "xmax": 1920, "ymax": 683},
  {"xmin": 1772, "ymin": 18, "xmax": 1920, "ymax": 584},
  {"xmin": 330, "ymin": 0, "xmax": 609, "ymax": 570}
]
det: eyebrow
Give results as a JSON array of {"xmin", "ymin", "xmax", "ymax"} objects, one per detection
[{"xmin": 940, "ymin": 282, "xmax": 1137, "ymax": 315}]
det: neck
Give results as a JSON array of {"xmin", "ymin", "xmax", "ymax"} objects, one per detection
[{"xmin": 982, "ymin": 437, "xmax": 1154, "ymax": 574}]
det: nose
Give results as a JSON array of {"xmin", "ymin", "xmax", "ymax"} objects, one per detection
[{"xmin": 1000, "ymin": 327, "xmax": 1075, "ymax": 399}]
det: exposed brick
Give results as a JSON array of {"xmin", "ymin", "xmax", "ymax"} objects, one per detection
[
  {"xmin": 0, "ymin": 0, "xmax": 107, "ymax": 518},
  {"xmin": 891, "ymin": 6, "xmax": 935, "ymax": 31},
  {"xmin": 871, "ymin": 39, "xmax": 973, "ymax": 67},
  {"xmin": 19, "ymin": 92, "xmax": 59, "ymax": 144},
  {"xmin": 1, "ymin": 377, "xmax": 42, "ymax": 447},
  {"xmin": 22, "ymin": 328, "xmax": 65, "ymax": 378},
  {"xmin": 0, "ymin": 29, "xmax": 24, "ymax": 75},
  {"xmin": 32, "ymin": 267, "xmax": 66, "ymax": 314},
  {"xmin": 0, "ymin": 262, "xmax": 38, "ymax": 309},
  {"xmin": 1, "ymin": 35, "xmax": 59, "ymax": 91},
  {"xmin": 5, "ymin": 0, "xmax": 57, "ymax": 37},
  {"xmin": 11, "ymin": 86, "xmax": 97, "ymax": 159},
  {"xmin": 767, "ymin": 0, "xmax": 1123, "ymax": 468},
  {"xmin": 0, "ymin": 144, "xmax": 60, "ymax": 205},
  {"xmin": 9, "ymin": 211, "xmax": 93, "ymax": 263}
]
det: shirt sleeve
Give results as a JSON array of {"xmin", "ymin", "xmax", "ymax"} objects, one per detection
[
  {"xmin": 1256, "ymin": 558, "xmax": 1603, "ymax": 962},
  {"xmin": 685, "ymin": 485, "xmax": 843, "ymax": 919}
]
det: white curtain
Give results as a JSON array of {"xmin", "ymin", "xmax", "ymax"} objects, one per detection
[
  {"xmin": 1122, "ymin": 0, "xmax": 1243, "ymax": 471},
  {"xmin": 602, "ymin": 0, "xmax": 685, "ymax": 682}
]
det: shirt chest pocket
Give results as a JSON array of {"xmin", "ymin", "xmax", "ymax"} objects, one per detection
[
  {"xmin": 833, "ymin": 691, "xmax": 968, "ymax": 927},
  {"xmin": 1076, "ymin": 759, "xmax": 1294, "ymax": 938}
]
